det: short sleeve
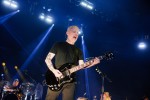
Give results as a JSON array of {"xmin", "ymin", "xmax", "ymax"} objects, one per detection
[
  {"xmin": 50, "ymin": 43, "xmax": 59, "ymax": 54},
  {"xmin": 78, "ymin": 49, "xmax": 84, "ymax": 60}
]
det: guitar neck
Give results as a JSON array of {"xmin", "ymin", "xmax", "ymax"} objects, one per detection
[{"xmin": 69, "ymin": 56, "xmax": 103, "ymax": 74}]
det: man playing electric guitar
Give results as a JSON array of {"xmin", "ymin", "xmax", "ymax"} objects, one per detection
[{"xmin": 45, "ymin": 25, "xmax": 100, "ymax": 100}]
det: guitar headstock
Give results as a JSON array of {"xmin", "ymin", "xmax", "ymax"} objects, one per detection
[{"xmin": 103, "ymin": 52, "xmax": 114, "ymax": 60}]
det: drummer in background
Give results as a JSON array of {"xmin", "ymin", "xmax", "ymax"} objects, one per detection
[
  {"xmin": 3, "ymin": 79, "xmax": 22, "ymax": 99},
  {"xmin": 3, "ymin": 79, "xmax": 20, "ymax": 92}
]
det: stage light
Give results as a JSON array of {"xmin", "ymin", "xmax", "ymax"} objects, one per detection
[
  {"xmin": 47, "ymin": 8, "xmax": 51, "ymax": 12},
  {"xmin": 79, "ymin": 30, "xmax": 82, "ymax": 35},
  {"xmin": 3, "ymin": 0, "xmax": 18, "ymax": 9},
  {"xmin": 79, "ymin": 29, "xmax": 83, "ymax": 35},
  {"xmin": 45, "ymin": 15, "xmax": 53, "ymax": 23},
  {"xmin": 79, "ymin": 25, "xmax": 84, "ymax": 36},
  {"xmin": 1, "ymin": 74, "xmax": 4, "ymax": 77},
  {"xmin": 39, "ymin": 13, "xmax": 54, "ymax": 24},
  {"xmin": 10, "ymin": 1, "xmax": 18, "ymax": 9},
  {"xmin": 3, "ymin": 0, "xmax": 11, "ymax": 6},
  {"xmin": 14, "ymin": 66, "xmax": 18, "ymax": 69},
  {"xmin": 2, "ymin": 62, "xmax": 6, "ymax": 67},
  {"xmin": 39, "ymin": 13, "xmax": 45, "ymax": 20},
  {"xmin": 68, "ymin": 18, "xmax": 73, "ymax": 21},
  {"xmin": 80, "ymin": 1, "xmax": 87, "ymax": 7},
  {"xmin": 80, "ymin": 0, "xmax": 94, "ymax": 10},
  {"xmin": 138, "ymin": 42, "xmax": 147, "ymax": 50},
  {"xmin": 86, "ymin": 5, "xmax": 93, "ymax": 10},
  {"xmin": 1, "ymin": 62, "xmax": 11, "ymax": 80}
]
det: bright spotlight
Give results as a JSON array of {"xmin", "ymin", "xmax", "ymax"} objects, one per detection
[
  {"xmin": 3, "ymin": 0, "xmax": 18, "ymax": 9},
  {"xmin": 39, "ymin": 13, "xmax": 54, "ymax": 24},
  {"xmin": 45, "ymin": 16, "xmax": 53, "ymax": 23},
  {"xmin": 39, "ymin": 13, "xmax": 45, "ymax": 20},
  {"xmin": 86, "ymin": 5, "xmax": 93, "ymax": 10},
  {"xmin": 80, "ymin": 1, "xmax": 87, "ymax": 7},
  {"xmin": 3, "ymin": 0, "xmax": 11, "ymax": 6},
  {"xmin": 2, "ymin": 62, "xmax": 6, "ymax": 67},
  {"xmin": 1, "ymin": 74, "xmax": 4, "ymax": 77},
  {"xmin": 80, "ymin": 0, "xmax": 94, "ymax": 10},
  {"xmin": 10, "ymin": 1, "xmax": 18, "ymax": 9},
  {"xmin": 79, "ymin": 26, "xmax": 84, "ymax": 35},
  {"xmin": 79, "ymin": 30, "xmax": 82, "ymax": 35},
  {"xmin": 138, "ymin": 42, "xmax": 147, "ymax": 50},
  {"xmin": 14, "ymin": 66, "xmax": 18, "ymax": 69}
]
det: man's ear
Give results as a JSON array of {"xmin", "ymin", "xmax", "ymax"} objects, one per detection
[{"xmin": 66, "ymin": 31, "xmax": 69, "ymax": 36}]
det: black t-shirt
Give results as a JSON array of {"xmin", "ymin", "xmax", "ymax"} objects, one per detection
[{"xmin": 50, "ymin": 42, "xmax": 83, "ymax": 69}]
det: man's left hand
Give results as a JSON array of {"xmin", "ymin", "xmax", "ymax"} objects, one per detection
[{"xmin": 86, "ymin": 57, "xmax": 100, "ymax": 68}]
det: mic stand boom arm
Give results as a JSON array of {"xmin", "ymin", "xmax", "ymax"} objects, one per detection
[{"xmin": 95, "ymin": 66, "xmax": 112, "ymax": 100}]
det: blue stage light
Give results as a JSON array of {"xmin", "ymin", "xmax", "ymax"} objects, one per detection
[
  {"xmin": 39, "ymin": 13, "xmax": 54, "ymax": 24},
  {"xmin": 45, "ymin": 16, "xmax": 53, "ymax": 23},
  {"xmin": 3, "ymin": 0, "xmax": 18, "ymax": 9},
  {"xmin": 80, "ymin": 0, "xmax": 94, "ymax": 10},
  {"xmin": 39, "ymin": 13, "xmax": 45, "ymax": 20},
  {"xmin": 138, "ymin": 42, "xmax": 147, "ymax": 50}
]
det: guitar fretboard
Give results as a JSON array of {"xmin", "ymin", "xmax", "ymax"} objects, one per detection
[{"xmin": 69, "ymin": 56, "xmax": 103, "ymax": 74}]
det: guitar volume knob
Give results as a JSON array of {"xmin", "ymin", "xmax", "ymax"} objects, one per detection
[{"xmin": 55, "ymin": 87, "xmax": 58, "ymax": 89}]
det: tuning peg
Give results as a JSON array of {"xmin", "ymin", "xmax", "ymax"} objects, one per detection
[{"xmin": 104, "ymin": 52, "xmax": 114, "ymax": 60}]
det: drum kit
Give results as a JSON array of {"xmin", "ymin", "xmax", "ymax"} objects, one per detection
[{"xmin": 0, "ymin": 81, "xmax": 36, "ymax": 100}]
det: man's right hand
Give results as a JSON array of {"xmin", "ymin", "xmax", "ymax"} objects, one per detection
[{"xmin": 52, "ymin": 69, "xmax": 63, "ymax": 78}]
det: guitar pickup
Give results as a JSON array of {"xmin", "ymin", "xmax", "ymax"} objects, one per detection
[{"xmin": 65, "ymin": 70, "xmax": 70, "ymax": 76}]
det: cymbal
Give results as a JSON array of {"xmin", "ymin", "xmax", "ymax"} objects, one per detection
[
  {"xmin": 22, "ymin": 82, "xmax": 34, "ymax": 86},
  {"xmin": 0, "ymin": 81, "xmax": 10, "ymax": 86},
  {"xmin": 0, "ymin": 81, "xmax": 9, "ymax": 84}
]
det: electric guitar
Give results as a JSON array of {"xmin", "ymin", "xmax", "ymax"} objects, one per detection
[{"xmin": 45, "ymin": 52, "xmax": 113, "ymax": 91}]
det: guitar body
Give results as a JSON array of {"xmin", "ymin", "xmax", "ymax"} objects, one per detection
[{"xmin": 45, "ymin": 63, "xmax": 75, "ymax": 91}]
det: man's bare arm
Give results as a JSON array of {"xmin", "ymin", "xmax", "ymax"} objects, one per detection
[
  {"xmin": 45, "ymin": 52, "xmax": 55, "ymax": 71},
  {"xmin": 45, "ymin": 52, "xmax": 63, "ymax": 78}
]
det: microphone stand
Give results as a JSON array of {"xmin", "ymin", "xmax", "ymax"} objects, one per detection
[
  {"xmin": 23, "ymin": 71, "xmax": 37, "ymax": 100},
  {"xmin": 1, "ymin": 74, "xmax": 5, "ymax": 100},
  {"xmin": 95, "ymin": 66, "xmax": 112, "ymax": 100}
]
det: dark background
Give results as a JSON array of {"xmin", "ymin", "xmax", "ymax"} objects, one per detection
[{"xmin": 0, "ymin": 0, "xmax": 150, "ymax": 100}]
